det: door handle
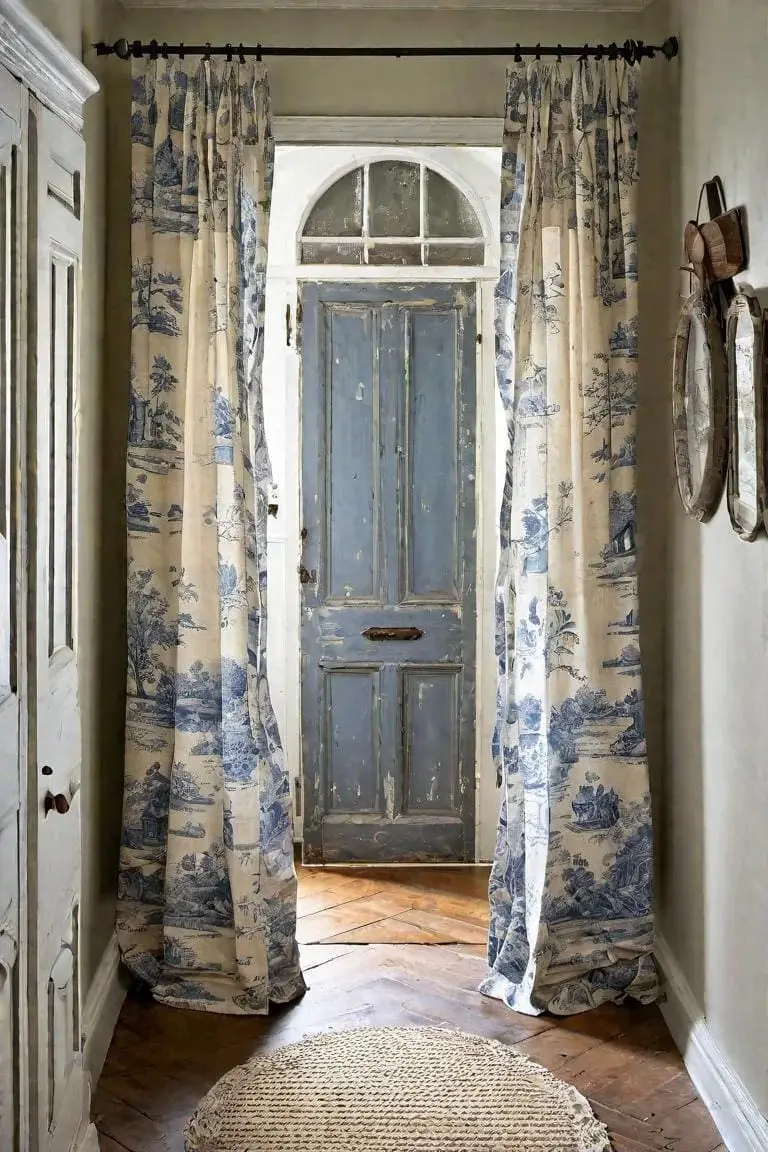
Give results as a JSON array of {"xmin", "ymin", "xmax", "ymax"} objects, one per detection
[
  {"xmin": 44, "ymin": 791, "xmax": 71, "ymax": 816},
  {"xmin": 362, "ymin": 626, "xmax": 424, "ymax": 642}
]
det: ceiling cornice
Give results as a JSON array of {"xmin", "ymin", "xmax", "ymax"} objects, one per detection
[
  {"xmin": 119, "ymin": 0, "xmax": 653, "ymax": 11},
  {"xmin": 0, "ymin": 0, "xmax": 98, "ymax": 132}
]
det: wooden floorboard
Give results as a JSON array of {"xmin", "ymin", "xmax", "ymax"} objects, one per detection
[{"xmin": 95, "ymin": 864, "xmax": 721, "ymax": 1152}]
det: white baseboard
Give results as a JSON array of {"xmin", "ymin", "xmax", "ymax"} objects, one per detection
[
  {"xmin": 82, "ymin": 932, "xmax": 127, "ymax": 1087},
  {"xmin": 655, "ymin": 934, "xmax": 768, "ymax": 1152}
]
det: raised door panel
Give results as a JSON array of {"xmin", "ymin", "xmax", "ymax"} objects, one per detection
[
  {"xmin": 30, "ymin": 97, "xmax": 85, "ymax": 1152},
  {"xmin": 401, "ymin": 308, "xmax": 460, "ymax": 602},
  {"xmin": 0, "ymin": 60, "xmax": 25, "ymax": 1152}
]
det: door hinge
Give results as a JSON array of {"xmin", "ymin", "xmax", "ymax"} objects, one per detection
[
  {"xmin": 286, "ymin": 302, "xmax": 292, "ymax": 347},
  {"xmin": 476, "ymin": 332, "xmax": 482, "ymax": 345}
]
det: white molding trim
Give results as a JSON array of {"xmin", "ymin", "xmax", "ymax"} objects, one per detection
[
  {"xmin": 122, "ymin": 0, "xmax": 651, "ymax": 10},
  {"xmin": 82, "ymin": 933, "xmax": 126, "ymax": 1087},
  {"xmin": 655, "ymin": 934, "xmax": 768, "ymax": 1152},
  {"xmin": 0, "ymin": 0, "xmax": 99, "ymax": 133},
  {"xmin": 274, "ymin": 116, "xmax": 503, "ymax": 146}
]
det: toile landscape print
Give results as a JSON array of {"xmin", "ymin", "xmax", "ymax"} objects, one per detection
[
  {"xmin": 482, "ymin": 59, "xmax": 659, "ymax": 1016},
  {"xmin": 117, "ymin": 58, "xmax": 304, "ymax": 1014}
]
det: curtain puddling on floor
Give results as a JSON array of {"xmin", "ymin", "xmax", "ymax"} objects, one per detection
[
  {"xmin": 117, "ymin": 58, "xmax": 305, "ymax": 1013},
  {"xmin": 481, "ymin": 59, "xmax": 659, "ymax": 1016}
]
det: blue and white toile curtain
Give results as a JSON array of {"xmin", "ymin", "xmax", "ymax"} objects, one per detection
[
  {"xmin": 480, "ymin": 59, "xmax": 659, "ymax": 1015},
  {"xmin": 117, "ymin": 58, "xmax": 305, "ymax": 1013}
]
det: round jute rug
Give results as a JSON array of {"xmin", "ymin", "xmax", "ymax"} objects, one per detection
[{"xmin": 184, "ymin": 1026, "xmax": 610, "ymax": 1152}]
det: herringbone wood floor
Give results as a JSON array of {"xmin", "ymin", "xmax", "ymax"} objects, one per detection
[{"xmin": 94, "ymin": 862, "xmax": 724, "ymax": 1152}]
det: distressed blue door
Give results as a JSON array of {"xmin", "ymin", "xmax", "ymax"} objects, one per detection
[{"xmin": 301, "ymin": 283, "xmax": 477, "ymax": 863}]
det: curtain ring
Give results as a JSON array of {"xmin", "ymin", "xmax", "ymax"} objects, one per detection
[
  {"xmin": 256, "ymin": 43, "xmax": 263, "ymax": 62},
  {"xmin": 239, "ymin": 43, "xmax": 246, "ymax": 64},
  {"xmin": 608, "ymin": 42, "xmax": 619, "ymax": 61},
  {"xmin": 514, "ymin": 43, "xmax": 523, "ymax": 63},
  {"xmin": 595, "ymin": 43, "xmax": 605, "ymax": 60},
  {"xmin": 203, "ymin": 42, "xmax": 212, "ymax": 62},
  {"xmin": 226, "ymin": 43, "xmax": 233, "ymax": 63},
  {"xmin": 148, "ymin": 38, "xmax": 159, "ymax": 60},
  {"xmin": 161, "ymin": 42, "xmax": 169, "ymax": 60},
  {"xmin": 556, "ymin": 44, "xmax": 563, "ymax": 63},
  {"xmin": 178, "ymin": 42, "xmax": 185, "ymax": 60},
  {"xmin": 534, "ymin": 43, "xmax": 541, "ymax": 60},
  {"xmin": 132, "ymin": 39, "xmax": 144, "ymax": 59},
  {"xmin": 579, "ymin": 43, "xmax": 589, "ymax": 61}
]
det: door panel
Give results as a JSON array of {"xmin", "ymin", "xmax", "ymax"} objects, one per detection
[
  {"xmin": 0, "ymin": 61, "xmax": 24, "ymax": 1152},
  {"xmin": 403, "ymin": 309, "xmax": 460, "ymax": 600},
  {"xmin": 29, "ymin": 97, "xmax": 85, "ymax": 1152},
  {"xmin": 301, "ymin": 282, "xmax": 476, "ymax": 863}
]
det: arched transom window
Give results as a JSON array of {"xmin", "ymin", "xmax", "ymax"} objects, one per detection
[{"xmin": 300, "ymin": 161, "xmax": 486, "ymax": 266}]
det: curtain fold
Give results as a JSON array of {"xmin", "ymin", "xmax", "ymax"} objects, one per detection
[
  {"xmin": 481, "ymin": 59, "xmax": 659, "ymax": 1016},
  {"xmin": 117, "ymin": 58, "xmax": 305, "ymax": 1014}
]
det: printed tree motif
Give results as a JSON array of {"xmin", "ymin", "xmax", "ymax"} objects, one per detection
[
  {"xmin": 546, "ymin": 587, "xmax": 584, "ymax": 681},
  {"xmin": 148, "ymin": 354, "xmax": 182, "ymax": 447},
  {"xmin": 126, "ymin": 564, "xmax": 178, "ymax": 697},
  {"xmin": 583, "ymin": 353, "xmax": 638, "ymax": 435},
  {"xmin": 520, "ymin": 265, "xmax": 565, "ymax": 333},
  {"xmin": 516, "ymin": 359, "xmax": 560, "ymax": 422},
  {"xmin": 617, "ymin": 688, "xmax": 645, "ymax": 741},
  {"xmin": 518, "ymin": 482, "xmax": 573, "ymax": 560},
  {"xmin": 591, "ymin": 433, "xmax": 636, "ymax": 483},
  {"xmin": 132, "ymin": 261, "xmax": 184, "ymax": 337},
  {"xmin": 170, "ymin": 566, "xmax": 204, "ymax": 633},
  {"xmin": 219, "ymin": 559, "xmax": 248, "ymax": 625}
]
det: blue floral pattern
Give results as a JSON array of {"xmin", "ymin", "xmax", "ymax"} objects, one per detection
[
  {"xmin": 117, "ymin": 59, "xmax": 305, "ymax": 1013},
  {"xmin": 480, "ymin": 60, "xmax": 659, "ymax": 1016}
]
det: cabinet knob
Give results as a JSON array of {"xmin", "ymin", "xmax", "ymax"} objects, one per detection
[{"xmin": 44, "ymin": 792, "xmax": 70, "ymax": 815}]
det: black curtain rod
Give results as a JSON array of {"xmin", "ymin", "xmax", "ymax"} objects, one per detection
[{"xmin": 94, "ymin": 35, "xmax": 679, "ymax": 64}]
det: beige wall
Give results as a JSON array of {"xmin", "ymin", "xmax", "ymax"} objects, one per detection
[
  {"xmin": 24, "ymin": 0, "xmax": 125, "ymax": 997},
  {"xmin": 651, "ymin": 0, "xmax": 768, "ymax": 1116}
]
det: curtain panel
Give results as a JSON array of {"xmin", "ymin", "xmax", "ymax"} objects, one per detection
[
  {"xmin": 481, "ymin": 60, "xmax": 659, "ymax": 1016},
  {"xmin": 117, "ymin": 58, "xmax": 305, "ymax": 1013}
]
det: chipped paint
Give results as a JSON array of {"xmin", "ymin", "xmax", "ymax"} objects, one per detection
[
  {"xmin": 355, "ymin": 382, "xmax": 365, "ymax": 401},
  {"xmin": 384, "ymin": 772, "xmax": 395, "ymax": 820}
]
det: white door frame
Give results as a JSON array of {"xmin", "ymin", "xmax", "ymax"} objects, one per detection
[{"xmin": 263, "ymin": 120, "xmax": 504, "ymax": 861}]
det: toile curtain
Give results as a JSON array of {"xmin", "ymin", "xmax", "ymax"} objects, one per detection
[
  {"xmin": 117, "ymin": 58, "xmax": 305, "ymax": 1013},
  {"xmin": 480, "ymin": 59, "xmax": 659, "ymax": 1016}
]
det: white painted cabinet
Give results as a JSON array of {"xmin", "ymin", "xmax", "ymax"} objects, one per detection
[
  {"xmin": 0, "ymin": 4, "xmax": 97, "ymax": 1148},
  {"xmin": 31, "ymin": 96, "xmax": 88, "ymax": 1152},
  {"xmin": 0, "ymin": 56, "xmax": 28, "ymax": 1152}
]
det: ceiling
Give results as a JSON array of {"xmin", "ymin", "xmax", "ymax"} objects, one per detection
[{"xmin": 121, "ymin": 0, "xmax": 652, "ymax": 10}]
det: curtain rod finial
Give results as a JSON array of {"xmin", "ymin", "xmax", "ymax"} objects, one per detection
[{"xmin": 661, "ymin": 35, "xmax": 680, "ymax": 60}]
